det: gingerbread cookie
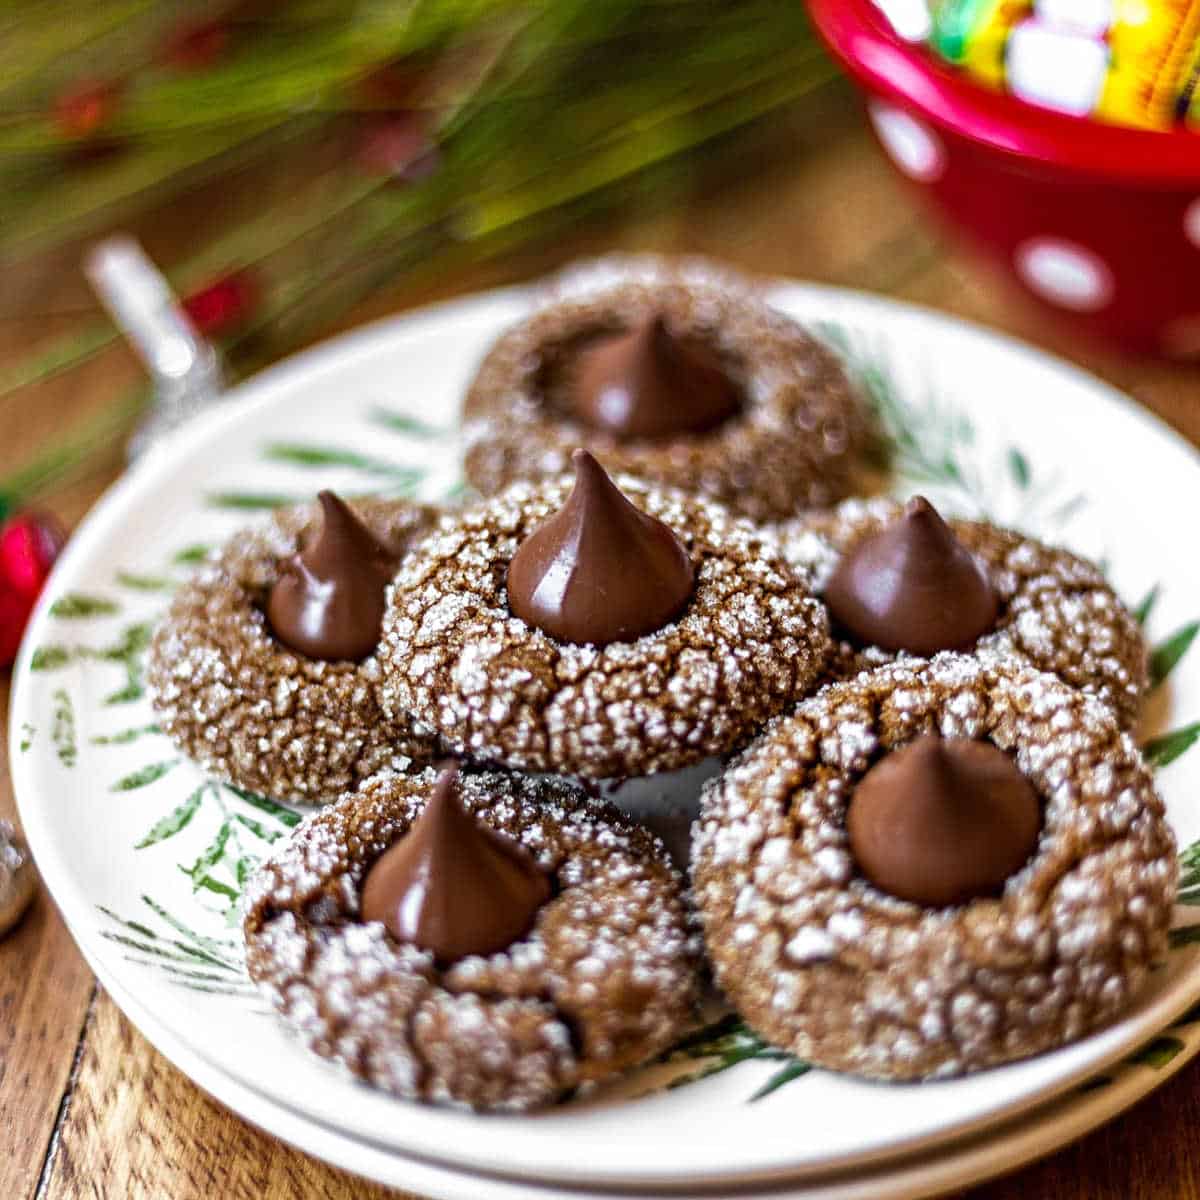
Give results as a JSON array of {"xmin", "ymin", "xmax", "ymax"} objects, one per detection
[
  {"xmin": 462, "ymin": 254, "xmax": 869, "ymax": 521},
  {"xmin": 778, "ymin": 495, "xmax": 1149, "ymax": 726},
  {"xmin": 243, "ymin": 764, "xmax": 701, "ymax": 1111},
  {"xmin": 692, "ymin": 654, "xmax": 1177, "ymax": 1081},
  {"xmin": 377, "ymin": 453, "xmax": 832, "ymax": 780},
  {"xmin": 148, "ymin": 493, "xmax": 442, "ymax": 804}
]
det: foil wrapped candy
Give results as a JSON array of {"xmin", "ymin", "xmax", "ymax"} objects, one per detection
[{"xmin": 0, "ymin": 820, "xmax": 36, "ymax": 938}]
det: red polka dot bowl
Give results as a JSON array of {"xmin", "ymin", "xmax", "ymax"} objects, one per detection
[{"xmin": 807, "ymin": 0, "xmax": 1200, "ymax": 358}]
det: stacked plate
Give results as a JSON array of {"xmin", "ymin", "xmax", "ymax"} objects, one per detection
[{"xmin": 13, "ymin": 283, "xmax": 1200, "ymax": 1199}]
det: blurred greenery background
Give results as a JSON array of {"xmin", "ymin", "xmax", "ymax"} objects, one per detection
[{"xmin": 0, "ymin": 0, "xmax": 841, "ymax": 512}]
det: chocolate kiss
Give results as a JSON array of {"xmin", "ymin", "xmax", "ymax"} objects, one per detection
[
  {"xmin": 824, "ymin": 496, "xmax": 1000, "ymax": 656},
  {"xmin": 359, "ymin": 765, "xmax": 552, "ymax": 963},
  {"xmin": 506, "ymin": 449, "xmax": 695, "ymax": 646},
  {"xmin": 847, "ymin": 734, "xmax": 1041, "ymax": 908},
  {"xmin": 571, "ymin": 313, "xmax": 740, "ymax": 439},
  {"xmin": 266, "ymin": 490, "xmax": 397, "ymax": 661}
]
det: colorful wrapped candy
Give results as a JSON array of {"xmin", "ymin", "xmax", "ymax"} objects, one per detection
[{"xmin": 886, "ymin": 0, "xmax": 1200, "ymax": 130}]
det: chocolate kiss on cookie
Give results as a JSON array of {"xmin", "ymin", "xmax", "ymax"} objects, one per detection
[
  {"xmin": 847, "ymin": 734, "xmax": 1041, "ymax": 907},
  {"xmin": 825, "ymin": 495, "xmax": 999, "ymax": 656},
  {"xmin": 360, "ymin": 765, "xmax": 552, "ymax": 963},
  {"xmin": 507, "ymin": 449, "xmax": 695, "ymax": 646},
  {"xmin": 266, "ymin": 490, "xmax": 397, "ymax": 661},
  {"xmin": 571, "ymin": 313, "xmax": 740, "ymax": 439}
]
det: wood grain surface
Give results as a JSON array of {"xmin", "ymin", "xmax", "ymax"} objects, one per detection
[{"xmin": 3, "ymin": 83, "xmax": 1200, "ymax": 1200}]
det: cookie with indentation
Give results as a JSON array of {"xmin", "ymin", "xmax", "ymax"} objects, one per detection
[
  {"xmin": 462, "ymin": 254, "xmax": 869, "ymax": 521},
  {"xmin": 242, "ymin": 766, "xmax": 701, "ymax": 1111},
  {"xmin": 376, "ymin": 472, "xmax": 832, "ymax": 780},
  {"xmin": 778, "ymin": 495, "xmax": 1149, "ymax": 727},
  {"xmin": 692, "ymin": 654, "xmax": 1177, "ymax": 1081},
  {"xmin": 147, "ymin": 497, "xmax": 442, "ymax": 805}
]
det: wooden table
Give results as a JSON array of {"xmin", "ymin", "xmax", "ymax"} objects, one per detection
[{"xmin": 3, "ymin": 84, "xmax": 1200, "ymax": 1200}]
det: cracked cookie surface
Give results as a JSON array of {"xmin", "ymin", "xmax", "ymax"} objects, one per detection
[
  {"xmin": 462, "ymin": 254, "xmax": 869, "ymax": 521},
  {"xmin": 692, "ymin": 654, "xmax": 1177, "ymax": 1081},
  {"xmin": 147, "ymin": 498, "xmax": 442, "ymax": 804},
  {"xmin": 243, "ymin": 767, "xmax": 701, "ymax": 1111},
  {"xmin": 778, "ymin": 496, "xmax": 1149, "ymax": 727},
  {"xmin": 377, "ymin": 476, "xmax": 832, "ymax": 780}
]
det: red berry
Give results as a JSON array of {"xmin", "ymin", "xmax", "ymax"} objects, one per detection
[
  {"xmin": 0, "ymin": 512, "xmax": 65, "ymax": 668},
  {"xmin": 356, "ymin": 115, "xmax": 438, "ymax": 181},
  {"xmin": 160, "ymin": 20, "xmax": 230, "ymax": 70},
  {"xmin": 182, "ymin": 271, "xmax": 259, "ymax": 337},
  {"xmin": 54, "ymin": 80, "xmax": 123, "ymax": 139}
]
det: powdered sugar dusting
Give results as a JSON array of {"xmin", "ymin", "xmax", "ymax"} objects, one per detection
[
  {"xmin": 244, "ymin": 767, "xmax": 701, "ymax": 1111},
  {"xmin": 378, "ymin": 475, "xmax": 832, "ymax": 779},
  {"xmin": 777, "ymin": 497, "xmax": 1148, "ymax": 727},
  {"xmin": 692, "ymin": 654, "xmax": 1176, "ymax": 1080},
  {"xmin": 461, "ymin": 253, "xmax": 868, "ymax": 521},
  {"xmin": 147, "ymin": 498, "xmax": 443, "ymax": 803}
]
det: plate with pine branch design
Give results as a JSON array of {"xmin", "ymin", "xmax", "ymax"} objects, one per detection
[{"xmin": 12, "ymin": 281, "xmax": 1200, "ymax": 1193}]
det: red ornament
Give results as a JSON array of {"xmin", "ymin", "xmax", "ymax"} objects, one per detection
[
  {"xmin": 356, "ymin": 114, "xmax": 438, "ymax": 181},
  {"xmin": 160, "ymin": 20, "xmax": 230, "ymax": 70},
  {"xmin": 182, "ymin": 271, "xmax": 259, "ymax": 337},
  {"xmin": 54, "ymin": 80, "xmax": 123, "ymax": 140},
  {"xmin": 0, "ymin": 512, "xmax": 65, "ymax": 667}
]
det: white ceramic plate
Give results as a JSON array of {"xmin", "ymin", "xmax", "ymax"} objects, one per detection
[{"xmin": 12, "ymin": 282, "xmax": 1200, "ymax": 1192}]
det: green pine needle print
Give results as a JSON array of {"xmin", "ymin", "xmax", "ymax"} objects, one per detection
[
  {"xmin": 104, "ymin": 680, "xmax": 145, "ymax": 706},
  {"xmin": 30, "ymin": 645, "xmax": 72, "ymax": 671},
  {"xmin": 1171, "ymin": 925, "xmax": 1200, "ymax": 950},
  {"xmin": 817, "ymin": 324, "xmax": 974, "ymax": 492},
  {"xmin": 1135, "ymin": 585, "xmax": 1161, "ymax": 627},
  {"xmin": 98, "ymin": 900, "xmax": 250, "ymax": 995},
  {"xmin": 183, "ymin": 822, "xmax": 233, "ymax": 888},
  {"xmin": 1007, "ymin": 447, "xmax": 1031, "ymax": 490},
  {"xmin": 652, "ymin": 1013, "xmax": 808, "ymax": 1100},
  {"xmin": 262, "ymin": 442, "xmax": 425, "ymax": 490},
  {"xmin": 51, "ymin": 688, "xmax": 76, "ymax": 768},
  {"xmin": 110, "ymin": 760, "xmax": 178, "ymax": 792},
  {"xmin": 206, "ymin": 491, "xmax": 304, "ymax": 511},
  {"xmin": 749, "ymin": 1059, "xmax": 812, "ymax": 1101},
  {"xmin": 92, "ymin": 723, "xmax": 162, "ymax": 746},
  {"xmin": 224, "ymin": 786, "xmax": 302, "ymax": 829},
  {"xmin": 372, "ymin": 409, "xmax": 448, "ymax": 439},
  {"xmin": 189, "ymin": 872, "xmax": 240, "ymax": 902},
  {"xmin": 1128, "ymin": 1035, "xmax": 1186, "ymax": 1070},
  {"xmin": 115, "ymin": 571, "xmax": 175, "ymax": 593},
  {"xmin": 1144, "ymin": 724, "xmax": 1200, "ymax": 770},
  {"xmin": 233, "ymin": 813, "xmax": 283, "ymax": 844},
  {"xmin": 172, "ymin": 544, "xmax": 212, "ymax": 565},
  {"xmin": 815, "ymin": 323, "xmax": 1086, "ymax": 529},
  {"xmin": 118, "ymin": 779, "xmax": 303, "ymax": 937},
  {"xmin": 140, "ymin": 896, "xmax": 243, "ymax": 966},
  {"xmin": 1176, "ymin": 841, "xmax": 1200, "ymax": 905},
  {"xmin": 1151, "ymin": 623, "xmax": 1200, "ymax": 690},
  {"xmin": 33, "ymin": 621, "xmax": 154, "ymax": 709},
  {"xmin": 50, "ymin": 592, "xmax": 120, "ymax": 618},
  {"xmin": 135, "ymin": 786, "xmax": 206, "ymax": 849}
]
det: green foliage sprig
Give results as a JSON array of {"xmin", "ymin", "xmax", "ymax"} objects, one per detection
[{"xmin": 0, "ymin": 1, "xmax": 835, "ymax": 506}]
